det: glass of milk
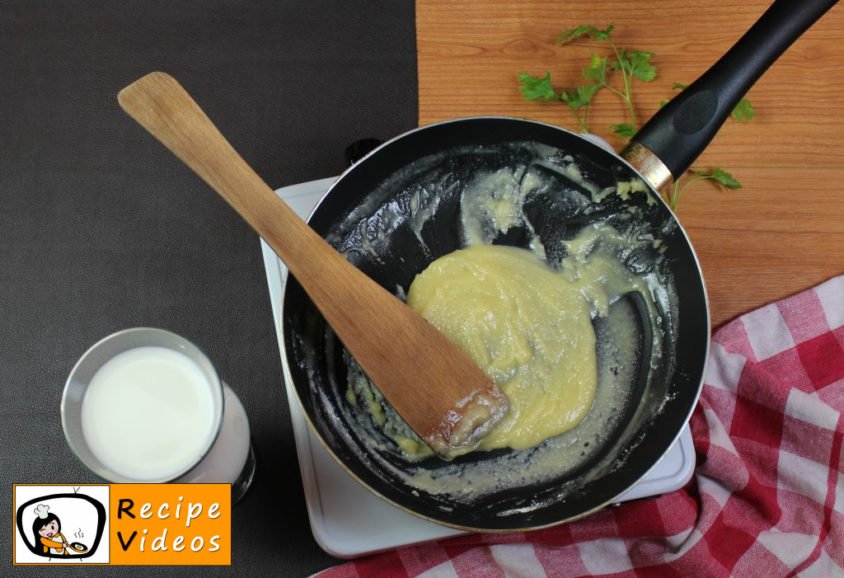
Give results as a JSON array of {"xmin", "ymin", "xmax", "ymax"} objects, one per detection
[{"xmin": 61, "ymin": 328, "xmax": 255, "ymax": 502}]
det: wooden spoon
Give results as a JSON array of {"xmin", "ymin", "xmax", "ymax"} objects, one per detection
[{"xmin": 117, "ymin": 72, "xmax": 509, "ymax": 458}]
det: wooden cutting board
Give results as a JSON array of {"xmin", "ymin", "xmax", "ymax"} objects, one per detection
[{"xmin": 416, "ymin": 0, "xmax": 844, "ymax": 328}]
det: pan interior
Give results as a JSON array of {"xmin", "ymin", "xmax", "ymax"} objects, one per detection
[{"xmin": 282, "ymin": 119, "xmax": 704, "ymax": 530}]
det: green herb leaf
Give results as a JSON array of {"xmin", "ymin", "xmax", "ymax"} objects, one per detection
[
  {"xmin": 693, "ymin": 167, "xmax": 742, "ymax": 189},
  {"xmin": 582, "ymin": 53, "xmax": 608, "ymax": 84},
  {"xmin": 670, "ymin": 167, "xmax": 743, "ymax": 210},
  {"xmin": 731, "ymin": 97, "xmax": 756, "ymax": 122},
  {"xmin": 672, "ymin": 82, "xmax": 688, "ymax": 91},
  {"xmin": 611, "ymin": 123, "xmax": 637, "ymax": 137},
  {"xmin": 621, "ymin": 50, "xmax": 656, "ymax": 82},
  {"xmin": 518, "ymin": 72, "xmax": 559, "ymax": 101},
  {"xmin": 560, "ymin": 83, "xmax": 600, "ymax": 110},
  {"xmin": 557, "ymin": 24, "xmax": 614, "ymax": 45}
]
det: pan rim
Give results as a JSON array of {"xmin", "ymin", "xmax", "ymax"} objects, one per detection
[{"xmin": 278, "ymin": 115, "xmax": 711, "ymax": 532}]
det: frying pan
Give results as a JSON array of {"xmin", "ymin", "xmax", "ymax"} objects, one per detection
[
  {"xmin": 280, "ymin": 0, "xmax": 837, "ymax": 531},
  {"xmin": 68, "ymin": 541, "xmax": 88, "ymax": 553}
]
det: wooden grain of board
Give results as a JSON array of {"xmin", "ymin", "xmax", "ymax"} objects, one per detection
[{"xmin": 416, "ymin": 0, "xmax": 844, "ymax": 328}]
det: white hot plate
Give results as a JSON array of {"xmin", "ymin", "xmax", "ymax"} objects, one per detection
[{"xmin": 261, "ymin": 177, "xmax": 695, "ymax": 559}]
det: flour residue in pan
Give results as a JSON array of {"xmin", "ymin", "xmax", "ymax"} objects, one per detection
[{"xmin": 318, "ymin": 141, "xmax": 677, "ymax": 508}]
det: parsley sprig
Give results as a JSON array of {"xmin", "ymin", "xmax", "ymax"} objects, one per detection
[
  {"xmin": 519, "ymin": 24, "xmax": 655, "ymax": 137},
  {"xmin": 518, "ymin": 25, "xmax": 755, "ymax": 210},
  {"xmin": 668, "ymin": 168, "xmax": 741, "ymax": 211}
]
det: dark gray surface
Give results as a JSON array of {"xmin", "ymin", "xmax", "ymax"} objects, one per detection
[{"xmin": 0, "ymin": 1, "xmax": 417, "ymax": 575}]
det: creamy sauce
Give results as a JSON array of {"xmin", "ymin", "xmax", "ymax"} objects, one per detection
[
  {"xmin": 408, "ymin": 244, "xmax": 597, "ymax": 452},
  {"xmin": 324, "ymin": 141, "xmax": 676, "ymax": 504}
]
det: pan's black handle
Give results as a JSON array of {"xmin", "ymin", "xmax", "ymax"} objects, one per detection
[{"xmin": 629, "ymin": 0, "xmax": 838, "ymax": 184}]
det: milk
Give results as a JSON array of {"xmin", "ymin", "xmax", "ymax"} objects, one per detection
[{"xmin": 80, "ymin": 346, "xmax": 220, "ymax": 482}]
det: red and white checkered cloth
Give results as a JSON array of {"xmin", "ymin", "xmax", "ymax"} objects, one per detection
[{"xmin": 318, "ymin": 275, "xmax": 844, "ymax": 578}]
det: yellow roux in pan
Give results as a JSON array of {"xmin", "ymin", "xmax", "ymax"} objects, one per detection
[
  {"xmin": 408, "ymin": 243, "xmax": 598, "ymax": 453},
  {"xmin": 346, "ymin": 161, "xmax": 663, "ymax": 465}
]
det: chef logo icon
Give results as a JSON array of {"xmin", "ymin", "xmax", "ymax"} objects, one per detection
[{"xmin": 13, "ymin": 485, "xmax": 109, "ymax": 565}]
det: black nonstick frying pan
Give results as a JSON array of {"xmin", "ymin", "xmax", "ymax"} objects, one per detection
[{"xmin": 280, "ymin": 0, "xmax": 837, "ymax": 531}]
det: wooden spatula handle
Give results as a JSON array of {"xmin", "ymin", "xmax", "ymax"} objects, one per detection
[
  {"xmin": 117, "ymin": 72, "xmax": 320, "ymax": 273},
  {"xmin": 118, "ymin": 73, "xmax": 377, "ymax": 334},
  {"xmin": 118, "ymin": 72, "xmax": 508, "ymax": 458}
]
